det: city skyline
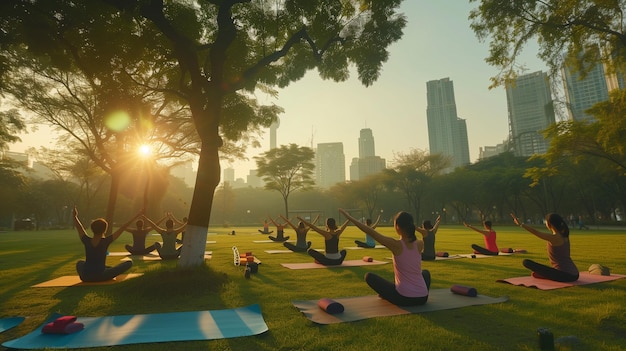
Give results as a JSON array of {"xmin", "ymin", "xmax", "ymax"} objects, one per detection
[{"xmin": 9, "ymin": 1, "xmax": 549, "ymax": 180}]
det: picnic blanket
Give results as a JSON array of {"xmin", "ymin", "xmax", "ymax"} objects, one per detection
[
  {"xmin": 497, "ymin": 272, "xmax": 626, "ymax": 290},
  {"xmin": 31, "ymin": 274, "xmax": 143, "ymax": 288},
  {"xmin": 2, "ymin": 305, "xmax": 268, "ymax": 349},
  {"xmin": 292, "ymin": 289, "xmax": 508, "ymax": 324},
  {"xmin": 281, "ymin": 260, "xmax": 388, "ymax": 270}
]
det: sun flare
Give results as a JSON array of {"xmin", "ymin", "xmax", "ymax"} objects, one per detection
[{"xmin": 138, "ymin": 144, "xmax": 152, "ymax": 157}]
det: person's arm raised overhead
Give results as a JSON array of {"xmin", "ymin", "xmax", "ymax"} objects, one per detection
[
  {"xmin": 279, "ymin": 214, "xmax": 297, "ymax": 230},
  {"xmin": 297, "ymin": 217, "xmax": 330, "ymax": 239},
  {"xmin": 432, "ymin": 214, "xmax": 442, "ymax": 233},
  {"xmin": 73, "ymin": 207, "xmax": 87, "ymax": 240},
  {"xmin": 371, "ymin": 214, "xmax": 381, "ymax": 229},
  {"xmin": 111, "ymin": 211, "xmax": 143, "ymax": 241}
]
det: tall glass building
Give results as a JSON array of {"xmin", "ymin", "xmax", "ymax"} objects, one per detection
[
  {"xmin": 506, "ymin": 71, "xmax": 556, "ymax": 157},
  {"xmin": 315, "ymin": 142, "xmax": 345, "ymax": 188},
  {"xmin": 426, "ymin": 78, "xmax": 470, "ymax": 172}
]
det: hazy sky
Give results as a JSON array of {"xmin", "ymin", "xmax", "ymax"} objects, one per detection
[{"xmin": 11, "ymin": 1, "xmax": 547, "ymax": 180}]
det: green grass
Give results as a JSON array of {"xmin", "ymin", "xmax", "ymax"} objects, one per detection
[{"xmin": 1, "ymin": 225, "xmax": 625, "ymax": 351}]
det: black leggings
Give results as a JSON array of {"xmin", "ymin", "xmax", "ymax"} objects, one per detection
[
  {"xmin": 472, "ymin": 244, "xmax": 499, "ymax": 256},
  {"xmin": 523, "ymin": 259, "xmax": 579, "ymax": 282},
  {"xmin": 283, "ymin": 241, "xmax": 311, "ymax": 252},
  {"xmin": 307, "ymin": 249, "xmax": 347, "ymax": 266},
  {"xmin": 365, "ymin": 270, "xmax": 431, "ymax": 306},
  {"xmin": 125, "ymin": 244, "xmax": 157, "ymax": 256},
  {"xmin": 76, "ymin": 260, "xmax": 132, "ymax": 282},
  {"xmin": 269, "ymin": 235, "xmax": 290, "ymax": 242}
]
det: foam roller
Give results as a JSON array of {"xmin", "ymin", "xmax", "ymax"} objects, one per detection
[
  {"xmin": 450, "ymin": 284, "xmax": 477, "ymax": 297},
  {"xmin": 317, "ymin": 298, "xmax": 344, "ymax": 314}
]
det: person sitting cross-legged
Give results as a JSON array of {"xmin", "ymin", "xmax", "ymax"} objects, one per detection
[{"xmin": 299, "ymin": 216, "xmax": 348, "ymax": 266}]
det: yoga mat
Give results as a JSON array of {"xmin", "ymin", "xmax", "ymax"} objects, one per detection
[
  {"xmin": 0, "ymin": 317, "xmax": 25, "ymax": 333},
  {"xmin": 386, "ymin": 255, "xmax": 464, "ymax": 261},
  {"xmin": 107, "ymin": 252, "xmax": 133, "ymax": 257},
  {"xmin": 434, "ymin": 254, "xmax": 464, "ymax": 260},
  {"xmin": 120, "ymin": 252, "xmax": 212, "ymax": 261},
  {"xmin": 264, "ymin": 250, "xmax": 294, "ymax": 254},
  {"xmin": 292, "ymin": 289, "xmax": 508, "ymax": 324},
  {"xmin": 3, "ymin": 305, "xmax": 268, "ymax": 349},
  {"xmin": 31, "ymin": 274, "xmax": 143, "ymax": 288},
  {"xmin": 281, "ymin": 260, "xmax": 388, "ymax": 270},
  {"xmin": 458, "ymin": 252, "xmax": 513, "ymax": 258},
  {"xmin": 497, "ymin": 272, "xmax": 626, "ymax": 290},
  {"xmin": 253, "ymin": 240, "xmax": 293, "ymax": 243},
  {"xmin": 344, "ymin": 245, "xmax": 386, "ymax": 250}
]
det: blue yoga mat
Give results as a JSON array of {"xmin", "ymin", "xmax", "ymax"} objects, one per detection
[
  {"xmin": 3, "ymin": 305, "xmax": 267, "ymax": 349},
  {"xmin": 0, "ymin": 317, "xmax": 25, "ymax": 333}
]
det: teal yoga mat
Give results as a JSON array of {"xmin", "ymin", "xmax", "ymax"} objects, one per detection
[
  {"xmin": 3, "ymin": 305, "xmax": 267, "ymax": 349},
  {"xmin": 0, "ymin": 317, "xmax": 25, "ymax": 333}
]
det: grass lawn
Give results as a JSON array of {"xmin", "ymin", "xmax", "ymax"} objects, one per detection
[{"xmin": 1, "ymin": 224, "xmax": 625, "ymax": 351}]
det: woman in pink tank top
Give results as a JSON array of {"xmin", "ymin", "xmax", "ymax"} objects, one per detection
[{"xmin": 339, "ymin": 209, "xmax": 430, "ymax": 306}]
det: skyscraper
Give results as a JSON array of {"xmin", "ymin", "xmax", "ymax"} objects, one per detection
[
  {"xmin": 269, "ymin": 117, "xmax": 280, "ymax": 149},
  {"xmin": 506, "ymin": 71, "xmax": 556, "ymax": 157},
  {"xmin": 562, "ymin": 48, "xmax": 625, "ymax": 122},
  {"xmin": 426, "ymin": 78, "xmax": 470, "ymax": 171},
  {"xmin": 315, "ymin": 142, "xmax": 345, "ymax": 188},
  {"xmin": 562, "ymin": 57, "xmax": 609, "ymax": 122},
  {"xmin": 350, "ymin": 128, "xmax": 386, "ymax": 181},
  {"xmin": 359, "ymin": 128, "xmax": 375, "ymax": 158}
]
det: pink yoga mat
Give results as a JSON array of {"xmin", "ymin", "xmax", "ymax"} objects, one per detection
[{"xmin": 497, "ymin": 272, "xmax": 626, "ymax": 290}]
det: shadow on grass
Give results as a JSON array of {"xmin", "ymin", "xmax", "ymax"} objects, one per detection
[{"xmin": 50, "ymin": 264, "xmax": 230, "ymax": 316}]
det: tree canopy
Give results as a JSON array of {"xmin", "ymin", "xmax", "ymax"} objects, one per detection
[
  {"xmin": 469, "ymin": 0, "xmax": 626, "ymax": 88},
  {"xmin": 255, "ymin": 143, "xmax": 315, "ymax": 216}
]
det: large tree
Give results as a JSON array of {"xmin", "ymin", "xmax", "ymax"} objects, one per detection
[
  {"xmin": 109, "ymin": 0, "xmax": 406, "ymax": 267},
  {"xmin": 255, "ymin": 143, "xmax": 315, "ymax": 217},
  {"xmin": 2, "ymin": 0, "xmax": 406, "ymax": 266}
]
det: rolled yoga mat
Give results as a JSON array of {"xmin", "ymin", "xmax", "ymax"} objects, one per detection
[
  {"xmin": 318, "ymin": 298, "xmax": 344, "ymax": 314},
  {"xmin": 450, "ymin": 285, "xmax": 477, "ymax": 297},
  {"xmin": 362, "ymin": 256, "xmax": 373, "ymax": 262}
]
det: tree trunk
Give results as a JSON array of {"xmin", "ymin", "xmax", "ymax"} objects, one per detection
[
  {"xmin": 104, "ymin": 170, "xmax": 121, "ymax": 234},
  {"xmin": 178, "ymin": 140, "xmax": 221, "ymax": 267}
]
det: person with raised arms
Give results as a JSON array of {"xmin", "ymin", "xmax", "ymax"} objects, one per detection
[
  {"xmin": 298, "ymin": 216, "xmax": 349, "ymax": 266},
  {"xmin": 354, "ymin": 214, "xmax": 381, "ymax": 248},
  {"xmin": 418, "ymin": 215, "xmax": 442, "ymax": 261},
  {"xmin": 339, "ymin": 208, "xmax": 430, "ymax": 306},
  {"xmin": 143, "ymin": 213, "xmax": 187, "ymax": 260},
  {"xmin": 463, "ymin": 220, "xmax": 499, "ymax": 255},
  {"xmin": 511, "ymin": 213, "xmax": 579, "ymax": 282},
  {"xmin": 280, "ymin": 214, "xmax": 320, "ymax": 252},
  {"xmin": 268, "ymin": 216, "xmax": 290, "ymax": 242},
  {"xmin": 74, "ymin": 207, "xmax": 141, "ymax": 282},
  {"xmin": 124, "ymin": 215, "xmax": 166, "ymax": 255}
]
